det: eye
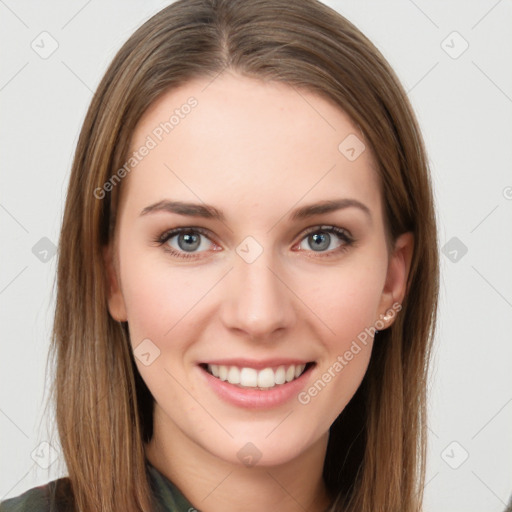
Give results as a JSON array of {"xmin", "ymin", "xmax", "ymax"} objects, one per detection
[
  {"xmin": 154, "ymin": 225, "xmax": 354, "ymax": 260},
  {"xmin": 296, "ymin": 225, "xmax": 354, "ymax": 255},
  {"xmin": 155, "ymin": 227, "xmax": 219, "ymax": 259}
]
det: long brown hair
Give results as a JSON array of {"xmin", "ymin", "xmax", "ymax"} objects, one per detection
[{"xmin": 47, "ymin": 0, "xmax": 438, "ymax": 510}]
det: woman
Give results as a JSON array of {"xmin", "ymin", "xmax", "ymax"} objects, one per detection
[{"xmin": 0, "ymin": 0, "xmax": 438, "ymax": 510}]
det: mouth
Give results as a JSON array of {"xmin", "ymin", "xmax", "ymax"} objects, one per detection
[{"xmin": 198, "ymin": 361, "xmax": 316, "ymax": 391}]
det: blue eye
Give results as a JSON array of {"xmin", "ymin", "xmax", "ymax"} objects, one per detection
[
  {"xmin": 297, "ymin": 226, "xmax": 354, "ymax": 255},
  {"xmin": 157, "ymin": 227, "xmax": 216, "ymax": 259},
  {"xmin": 155, "ymin": 225, "xmax": 354, "ymax": 260},
  {"xmin": 174, "ymin": 232, "xmax": 203, "ymax": 251}
]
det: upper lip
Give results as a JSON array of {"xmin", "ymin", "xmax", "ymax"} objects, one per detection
[{"xmin": 199, "ymin": 358, "xmax": 313, "ymax": 370}]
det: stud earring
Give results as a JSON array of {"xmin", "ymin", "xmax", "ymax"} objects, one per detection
[{"xmin": 375, "ymin": 312, "xmax": 392, "ymax": 335}]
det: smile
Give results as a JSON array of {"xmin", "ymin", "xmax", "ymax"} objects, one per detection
[
  {"xmin": 198, "ymin": 359, "xmax": 316, "ymax": 409},
  {"xmin": 202, "ymin": 362, "xmax": 312, "ymax": 389}
]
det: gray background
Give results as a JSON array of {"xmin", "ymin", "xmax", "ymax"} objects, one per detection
[{"xmin": 1, "ymin": 1, "xmax": 511, "ymax": 510}]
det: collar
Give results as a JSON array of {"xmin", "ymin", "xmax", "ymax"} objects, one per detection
[{"xmin": 146, "ymin": 459, "xmax": 200, "ymax": 512}]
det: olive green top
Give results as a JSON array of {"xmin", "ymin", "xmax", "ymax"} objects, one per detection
[{"xmin": 0, "ymin": 459, "xmax": 199, "ymax": 512}]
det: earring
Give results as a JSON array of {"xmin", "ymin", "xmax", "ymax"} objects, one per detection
[{"xmin": 375, "ymin": 312, "xmax": 392, "ymax": 335}]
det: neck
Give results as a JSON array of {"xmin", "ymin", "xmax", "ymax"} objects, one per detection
[{"xmin": 145, "ymin": 408, "xmax": 332, "ymax": 512}]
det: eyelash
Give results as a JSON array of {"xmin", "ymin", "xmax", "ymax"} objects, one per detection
[{"xmin": 153, "ymin": 225, "xmax": 355, "ymax": 260}]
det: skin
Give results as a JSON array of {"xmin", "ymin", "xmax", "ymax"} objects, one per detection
[{"xmin": 105, "ymin": 71, "xmax": 413, "ymax": 512}]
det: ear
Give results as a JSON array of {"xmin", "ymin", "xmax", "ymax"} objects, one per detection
[
  {"xmin": 103, "ymin": 243, "xmax": 128, "ymax": 322},
  {"xmin": 377, "ymin": 232, "xmax": 414, "ymax": 328}
]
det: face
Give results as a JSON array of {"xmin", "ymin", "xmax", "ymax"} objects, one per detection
[{"xmin": 105, "ymin": 71, "xmax": 411, "ymax": 467}]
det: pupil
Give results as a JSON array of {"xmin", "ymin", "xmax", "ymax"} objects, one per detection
[
  {"xmin": 309, "ymin": 232, "xmax": 330, "ymax": 251},
  {"xmin": 178, "ymin": 232, "xmax": 200, "ymax": 251}
]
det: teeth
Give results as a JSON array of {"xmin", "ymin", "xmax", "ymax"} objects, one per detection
[
  {"xmin": 275, "ymin": 366, "xmax": 286, "ymax": 385},
  {"xmin": 240, "ymin": 367, "xmax": 257, "ymax": 387},
  {"xmin": 206, "ymin": 363, "xmax": 307, "ymax": 389},
  {"xmin": 227, "ymin": 366, "xmax": 240, "ymax": 384},
  {"xmin": 257, "ymin": 368, "xmax": 275, "ymax": 388},
  {"xmin": 218, "ymin": 365, "xmax": 228, "ymax": 381}
]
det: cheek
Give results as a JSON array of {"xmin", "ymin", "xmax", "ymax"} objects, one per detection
[
  {"xmin": 293, "ymin": 305, "xmax": 375, "ymax": 428},
  {"xmin": 300, "ymin": 260, "xmax": 387, "ymax": 342},
  {"xmin": 119, "ymin": 253, "xmax": 208, "ymax": 401},
  {"xmin": 120, "ymin": 251, "xmax": 208, "ymax": 341},
  {"xmin": 292, "ymin": 258, "xmax": 386, "ymax": 412}
]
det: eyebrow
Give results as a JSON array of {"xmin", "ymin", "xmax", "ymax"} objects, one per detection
[
  {"xmin": 290, "ymin": 198, "xmax": 371, "ymax": 221},
  {"xmin": 140, "ymin": 200, "xmax": 226, "ymax": 221},
  {"xmin": 139, "ymin": 198, "xmax": 371, "ymax": 222}
]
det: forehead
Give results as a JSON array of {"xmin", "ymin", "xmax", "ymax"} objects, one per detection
[{"xmin": 120, "ymin": 72, "xmax": 381, "ymax": 222}]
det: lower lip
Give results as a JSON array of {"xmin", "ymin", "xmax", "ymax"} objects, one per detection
[{"xmin": 199, "ymin": 364, "xmax": 315, "ymax": 409}]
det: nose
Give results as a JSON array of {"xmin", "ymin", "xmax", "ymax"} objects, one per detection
[{"xmin": 219, "ymin": 249, "xmax": 296, "ymax": 341}]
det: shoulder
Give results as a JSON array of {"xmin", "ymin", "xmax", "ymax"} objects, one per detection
[{"xmin": 0, "ymin": 477, "xmax": 73, "ymax": 512}]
